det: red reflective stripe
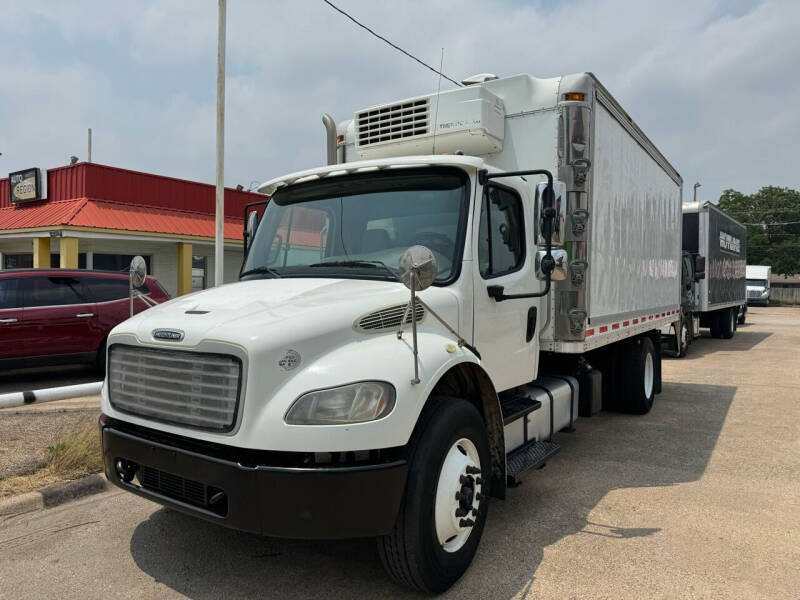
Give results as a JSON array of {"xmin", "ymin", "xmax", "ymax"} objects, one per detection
[
  {"xmin": 612, "ymin": 323, "xmax": 620, "ymax": 330},
  {"xmin": 633, "ymin": 318, "xmax": 639, "ymax": 324},
  {"xmin": 623, "ymin": 320, "xmax": 630, "ymax": 326},
  {"xmin": 599, "ymin": 325, "xmax": 608, "ymax": 333},
  {"xmin": 586, "ymin": 329, "xmax": 594, "ymax": 336}
]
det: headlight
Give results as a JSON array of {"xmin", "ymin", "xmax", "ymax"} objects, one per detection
[{"xmin": 285, "ymin": 381, "xmax": 396, "ymax": 425}]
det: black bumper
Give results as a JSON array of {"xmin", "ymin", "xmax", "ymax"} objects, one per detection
[{"xmin": 100, "ymin": 418, "xmax": 408, "ymax": 539}]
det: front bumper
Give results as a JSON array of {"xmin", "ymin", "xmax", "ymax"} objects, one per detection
[{"xmin": 100, "ymin": 415, "xmax": 408, "ymax": 539}]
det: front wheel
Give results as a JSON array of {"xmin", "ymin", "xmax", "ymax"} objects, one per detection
[
  {"xmin": 675, "ymin": 319, "xmax": 690, "ymax": 358},
  {"xmin": 377, "ymin": 396, "xmax": 490, "ymax": 593}
]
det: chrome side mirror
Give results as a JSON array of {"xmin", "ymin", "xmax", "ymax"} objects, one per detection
[
  {"xmin": 536, "ymin": 181, "xmax": 567, "ymax": 247},
  {"xmin": 536, "ymin": 249, "xmax": 567, "ymax": 281}
]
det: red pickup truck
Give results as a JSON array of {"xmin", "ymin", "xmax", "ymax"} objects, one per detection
[{"xmin": 0, "ymin": 269, "xmax": 170, "ymax": 370}]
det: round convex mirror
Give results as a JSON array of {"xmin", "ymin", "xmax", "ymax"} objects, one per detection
[
  {"xmin": 398, "ymin": 245, "xmax": 437, "ymax": 291},
  {"xmin": 129, "ymin": 255, "xmax": 147, "ymax": 289}
]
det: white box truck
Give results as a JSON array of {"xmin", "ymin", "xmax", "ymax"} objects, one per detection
[
  {"xmin": 100, "ymin": 72, "xmax": 682, "ymax": 593},
  {"xmin": 746, "ymin": 264, "xmax": 772, "ymax": 306},
  {"xmin": 668, "ymin": 202, "xmax": 747, "ymax": 356}
]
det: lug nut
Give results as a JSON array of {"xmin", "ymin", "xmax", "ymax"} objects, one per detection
[
  {"xmin": 455, "ymin": 508, "xmax": 468, "ymax": 517},
  {"xmin": 466, "ymin": 466, "xmax": 481, "ymax": 475},
  {"xmin": 460, "ymin": 475, "xmax": 469, "ymax": 485},
  {"xmin": 459, "ymin": 518, "xmax": 475, "ymax": 527},
  {"xmin": 475, "ymin": 492, "xmax": 484, "ymax": 501},
  {"xmin": 472, "ymin": 508, "xmax": 479, "ymax": 517},
  {"xmin": 475, "ymin": 477, "xmax": 483, "ymax": 485},
  {"xmin": 454, "ymin": 491, "xmax": 462, "ymax": 501}
]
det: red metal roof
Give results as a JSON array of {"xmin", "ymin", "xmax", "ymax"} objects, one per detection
[
  {"xmin": 1, "ymin": 162, "xmax": 264, "ymax": 218},
  {"xmin": 0, "ymin": 198, "xmax": 244, "ymax": 240}
]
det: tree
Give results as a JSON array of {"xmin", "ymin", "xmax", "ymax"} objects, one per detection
[{"xmin": 718, "ymin": 186, "xmax": 800, "ymax": 277}]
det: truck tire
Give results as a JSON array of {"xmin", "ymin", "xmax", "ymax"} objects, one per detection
[
  {"xmin": 709, "ymin": 311, "xmax": 723, "ymax": 339},
  {"xmin": 721, "ymin": 307, "xmax": 735, "ymax": 339},
  {"xmin": 620, "ymin": 336, "xmax": 656, "ymax": 414},
  {"xmin": 377, "ymin": 396, "xmax": 490, "ymax": 593},
  {"xmin": 676, "ymin": 319, "xmax": 689, "ymax": 358},
  {"xmin": 737, "ymin": 306, "xmax": 746, "ymax": 325}
]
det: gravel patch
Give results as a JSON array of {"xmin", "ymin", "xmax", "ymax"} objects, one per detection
[{"xmin": 0, "ymin": 410, "xmax": 100, "ymax": 480}]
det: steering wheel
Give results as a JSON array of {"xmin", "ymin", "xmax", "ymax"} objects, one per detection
[{"xmin": 414, "ymin": 231, "xmax": 452, "ymax": 257}]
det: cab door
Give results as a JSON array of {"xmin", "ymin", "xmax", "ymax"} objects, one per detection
[
  {"xmin": 471, "ymin": 181, "xmax": 542, "ymax": 392},
  {"xmin": 0, "ymin": 278, "xmax": 25, "ymax": 360}
]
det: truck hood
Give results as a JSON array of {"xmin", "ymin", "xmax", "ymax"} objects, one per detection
[{"xmin": 115, "ymin": 277, "xmax": 459, "ymax": 349}]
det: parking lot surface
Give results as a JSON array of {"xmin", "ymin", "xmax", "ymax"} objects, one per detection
[{"xmin": 0, "ymin": 306, "xmax": 797, "ymax": 599}]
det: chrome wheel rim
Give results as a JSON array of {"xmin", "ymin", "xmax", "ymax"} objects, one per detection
[{"xmin": 434, "ymin": 437, "xmax": 482, "ymax": 553}]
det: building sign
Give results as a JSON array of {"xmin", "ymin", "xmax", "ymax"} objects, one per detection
[
  {"xmin": 719, "ymin": 231, "xmax": 741, "ymax": 254},
  {"xmin": 8, "ymin": 168, "xmax": 44, "ymax": 203}
]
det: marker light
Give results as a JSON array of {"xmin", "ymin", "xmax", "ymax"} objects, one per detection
[{"xmin": 563, "ymin": 92, "xmax": 585, "ymax": 102}]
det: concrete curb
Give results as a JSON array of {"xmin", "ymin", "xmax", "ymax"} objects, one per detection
[{"xmin": 0, "ymin": 474, "xmax": 108, "ymax": 517}]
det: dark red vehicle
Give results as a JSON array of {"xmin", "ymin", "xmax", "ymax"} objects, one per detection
[{"xmin": 0, "ymin": 269, "xmax": 169, "ymax": 370}]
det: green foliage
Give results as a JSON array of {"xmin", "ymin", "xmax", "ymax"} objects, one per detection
[{"xmin": 718, "ymin": 186, "xmax": 800, "ymax": 276}]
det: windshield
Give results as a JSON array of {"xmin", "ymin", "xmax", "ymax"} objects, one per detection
[
  {"xmin": 746, "ymin": 279, "xmax": 767, "ymax": 287},
  {"xmin": 242, "ymin": 168, "xmax": 468, "ymax": 284}
]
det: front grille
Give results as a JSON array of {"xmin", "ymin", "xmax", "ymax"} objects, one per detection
[
  {"xmin": 356, "ymin": 98, "xmax": 429, "ymax": 147},
  {"xmin": 748, "ymin": 290, "xmax": 761, "ymax": 298},
  {"xmin": 356, "ymin": 303, "xmax": 425, "ymax": 332},
  {"xmin": 109, "ymin": 345, "xmax": 242, "ymax": 432}
]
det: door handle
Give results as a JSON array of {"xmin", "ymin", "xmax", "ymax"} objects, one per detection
[
  {"xmin": 75, "ymin": 313, "xmax": 94, "ymax": 318},
  {"xmin": 0, "ymin": 318, "xmax": 18, "ymax": 323}
]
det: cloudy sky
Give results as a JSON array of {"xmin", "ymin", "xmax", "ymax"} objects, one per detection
[{"xmin": 0, "ymin": 0, "xmax": 797, "ymax": 203}]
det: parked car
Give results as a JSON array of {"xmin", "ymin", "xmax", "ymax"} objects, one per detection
[{"xmin": 0, "ymin": 269, "xmax": 170, "ymax": 370}]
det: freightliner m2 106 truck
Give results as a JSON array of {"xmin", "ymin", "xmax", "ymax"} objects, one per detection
[
  {"xmin": 100, "ymin": 72, "xmax": 682, "ymax": 593},
  {"xmin": 746, "ymin": 264, "xmax": 771, "ymax": 306},
  {"xmin": 667, "ymin": 201, "xmax": 747, "ymax": 356}
]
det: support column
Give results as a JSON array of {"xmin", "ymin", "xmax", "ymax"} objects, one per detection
[
  {"xmin": 33, "ymin": 237, "xmax": 51, "ymax": 268},
  {"xmin": 177, "ymin": 242, "xmax": 193, "ymax": 296},
  {"xmin": 59, "ymin": 237, "xmax": 79, "ymax": 269}
]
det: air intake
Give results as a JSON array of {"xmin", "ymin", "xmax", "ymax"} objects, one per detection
[
  {"xmin": 356, "ymin": 99, "xmax": 429, "ymax": 148},
  {"xmin": 356, "ymin": 303, "xmax": 425, "ymax": 333}
]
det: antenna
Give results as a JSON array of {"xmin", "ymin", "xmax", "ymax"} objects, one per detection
[
  {"xmin": 88, "ymin": 128, "xmax": 92, "ymax": 163},
  {"xmin": 431, "ymin": 48, "xmax": 444, "ymax": 155}
]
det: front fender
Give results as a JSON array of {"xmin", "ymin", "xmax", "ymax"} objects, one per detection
[{"xmin": 245, "ymin": 331, "xmax": 483, "ymax": 452}]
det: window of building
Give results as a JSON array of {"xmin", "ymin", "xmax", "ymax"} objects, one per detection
[
  {"xmin": 478, "ymin": 186, "xmax": 525, "ymax": 278},
  {"xmin": 2, "ymin": 253, "xmax": 87, "ymax": 269},
  {"xmin": 93, "ymin": 254, "xmax": 151, "ymax": 273},
  {"xmin": 192, "ymin": 256, "xmax": 207, "ymax": 291}
]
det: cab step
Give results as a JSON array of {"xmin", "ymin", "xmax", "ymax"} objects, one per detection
[
  {"xmin": 506, "ymin": 439, "xmax": 560, "ymax": 483},
  {"xmin": 500, "ymin": 394, "xmax": 542, "ymax": 425}
]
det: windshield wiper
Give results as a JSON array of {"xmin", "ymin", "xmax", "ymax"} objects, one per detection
[
  {"xmin": 308, "ymin": 260, "xmax": 398, "ymax": 280},
  {"xmin": 240, "ymin": 266, "xmax": 282, "ymax": 279}
]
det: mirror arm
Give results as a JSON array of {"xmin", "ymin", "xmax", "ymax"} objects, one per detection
[{"xmin": 479, "ymin": 168, "xmax": 556, "ymax": 302}]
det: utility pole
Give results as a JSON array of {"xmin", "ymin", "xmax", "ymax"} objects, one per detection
[
  {"xmin": 215, "ymin": 0, "xmax": 227, "ymax": 286},
  {"xmin": 693, "ymin": 182, "xmax": 701, "ymax": 203}
]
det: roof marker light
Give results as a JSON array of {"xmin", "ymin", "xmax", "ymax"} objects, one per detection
[{"xmin": 563, "ymin": 92, "xmax": 585, "ymax": 102}]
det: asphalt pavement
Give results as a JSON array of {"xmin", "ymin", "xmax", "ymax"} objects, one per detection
[{"xmin": 0, "ymin": 306, "xmax": 797, "ymax": 599}]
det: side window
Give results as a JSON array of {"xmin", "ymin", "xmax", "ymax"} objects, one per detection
[
  {"xmin": 21, "ymin": 277, "xmax": 91, "ymax": 308},
  {"xmin": 478, "ymin": 186, "xmax": 525, "ymax": 278},
  {"xmin": 0, "ymin": 279, "xmax": 20, "ymax": 310},
  {"xmin": 89, "ymin": 278, "xmax": 138, "ymax": 302}
]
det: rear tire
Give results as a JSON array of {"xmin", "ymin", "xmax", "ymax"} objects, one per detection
[
  {"xmin": 720, "ymin": 307, "xmax": 735, "ymax": 339},
  {"xmin": 737, "ymin": 307, "xmax": 746, "ymax": 325},
  {"xmin": 709, "ymin": 311, "xmax": 723, "ymax": 338},
  {"xmin": 377, "ymin": 396, "xmax": 490, "ymax": 594},
  {"xmin": 620, "ymin": 336, "xmax": 656, "ymax": 414},
  {"xmin": 676, "ymin": 319, "xmax": 689, "ymax": 358}
]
